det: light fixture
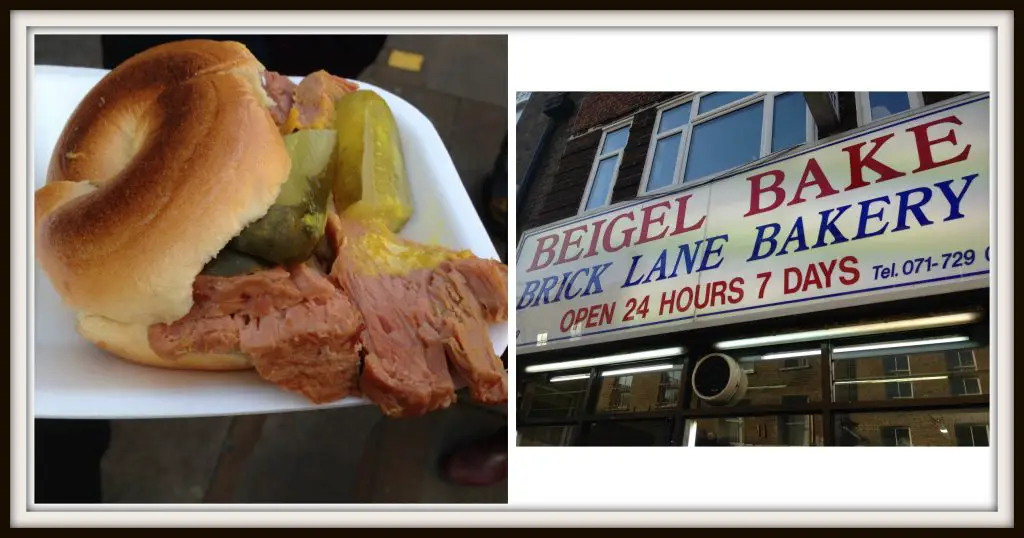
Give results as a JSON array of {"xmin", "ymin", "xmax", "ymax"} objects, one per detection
[
  {"xmin": 833, "ymin": 375, "xmax": 948, "ymax": 385},
  {"xmin": 833, "ymin": 336, "xmax": 968, "ymax": 354},
  {"xmin": 758, "ymin": 336, "xmax": 970, "ymax": 361},
  {"xmin": 714, "ymin": 312, "xmax": 980, "ymax": 350},
  {"xmin": 601, "ymin": 363, "xmax": 677, "ymax": 377},
  {"xmin": 549, "ymin": 373, "xmax": 591, "ymax": 383},
  {"xmin": 761, "ymin": 349, "xmax": 822, "ymax": 361},
  {"xmin": 524, "ymin": 346, "xmax": 685, "ymax": 374}
]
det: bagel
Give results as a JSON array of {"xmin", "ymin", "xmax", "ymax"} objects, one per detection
[{"xmin": 36, "ymin": 40, "xmax": 291, "ymax": 328}]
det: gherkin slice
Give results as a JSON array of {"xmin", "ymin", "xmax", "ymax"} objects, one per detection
[
  {"xmin": 231, "ymin": 129, "xmax": 337, "ymax": 266},
  {"xmin": 200, "ymin": 248, "xmax": 271, "ymax": 277},
  {"xmin": 333, "ymin": 90, "xmax": 414, "ymax": 233}
]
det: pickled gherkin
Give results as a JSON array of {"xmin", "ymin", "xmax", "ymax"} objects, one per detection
[
  {"xmin": 201, "ymin": 249, "xmax": 271, "ymax": 277},
  {"xmin": 333, "ymin": 90, "xmax": 414, "ymax": 233},
  {"xmin": 231, "ymin": 129, "xmax": 337, "ymax": 265}
]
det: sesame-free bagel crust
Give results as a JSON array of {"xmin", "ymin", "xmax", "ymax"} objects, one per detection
[{"xmin": 36, "ymin": 40, "xmax": 291, "ymax": 327}]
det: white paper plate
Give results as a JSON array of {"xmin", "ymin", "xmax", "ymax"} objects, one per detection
[{"xmin": 31, "ymin": 66, "xmax": 508, "ymax": 419}]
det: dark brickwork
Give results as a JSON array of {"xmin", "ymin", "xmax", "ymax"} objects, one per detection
[
  {"xmin": 571, "ymin": 92, "xmax": 680, "ymax": 136},
  {"xmin": 517, "ymin": 92, "xmax": 590, "ymax": 236},
  {"xmin": 611, "ymin": 107, "xmax": 658, "ymax": 203}
]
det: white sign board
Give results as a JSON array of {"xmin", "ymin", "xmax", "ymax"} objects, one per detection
[{"xmin": 516, "ymin": 95, "xmax": 990, "ymax": 354}]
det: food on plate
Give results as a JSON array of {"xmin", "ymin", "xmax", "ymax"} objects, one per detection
[
  {"xmin": 333, "ymin": 90, "xmax": 414, "ymax": 232},
  {"xmin": 34, "ymin": 39, "xmax": 508, "ymax": 417}
]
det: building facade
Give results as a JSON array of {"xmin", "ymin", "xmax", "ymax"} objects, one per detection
[{"xmin": 515, "ymin": 91, "xmax": 991, "ymax": 447}]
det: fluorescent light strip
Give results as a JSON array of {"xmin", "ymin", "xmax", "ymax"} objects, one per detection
[
  {"xmin": 758, "ymin": 336, "xmax": 970, "ymax": 361},
  {"xmin": 715, "ymin": 312, "xmax": 980, "ymax": 350},
  {"xmin": 601, "ymin": 363, "xmax": 677, "ymax": 377},
  {"xmin": 761, "ymin": 349, "xmax": 822, "ymax": 361},
  {"xmin": 524, "ymin": 346, "xmax": 685, "ymax": 374},
  {"xmin": 549, "ymin": 373, "xmax": 591, "ymax": 383},
  {"xmin": 833, "ymin": 336, "xmax": 968, "ymax": 354},
  {"xmin": 834, "ymin": 375, "xmax": 948, "ymax": 385}
]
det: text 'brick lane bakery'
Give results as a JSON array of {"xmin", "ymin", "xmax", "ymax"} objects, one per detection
[{"xmin": 515, "ymin": 91, "xmax": 991, "ymax": 447}]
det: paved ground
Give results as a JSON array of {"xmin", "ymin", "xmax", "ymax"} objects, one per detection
[{"xmin": 34, "ymin": 34, "xmax": 508, "ymax": 504}]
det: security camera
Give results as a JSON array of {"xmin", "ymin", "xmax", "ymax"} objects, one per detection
[{"xmin": 691, "ymin": 353, "xmax": 748, "ymax": 406}]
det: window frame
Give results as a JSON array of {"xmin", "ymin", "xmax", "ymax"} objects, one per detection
[
  {"xmin": 855, "ymin": 91, "xmax": 925, "ymax": 127},
  {"xmin": 577, "ymin": 117, "xmax": 633, "ymax": 215},
  {"xmin": 638, "ymin": 91, "xmax": 817, "ymax": 196},
  {"xmin": 608, "ymin": 375, "xmax": 634, "ymax": 411},
  {"xmin": 517, "ymin": 303, "xmax": 990, "ymax": 448},
  {"xmin": 515, "ymin": 92, "xmax": 531, "ymax": 124},
  {"xmin": 958, "ymin": 376, "xmax": 983, "ymax": 396},
  {"xmin": 656, "ymin": 370, "xmax": 683, "ymax": 409},
  {"xmin": 881, "ymin": 426, "xmax": 913, "ymax": 447},
  {"xmin": 955, "ymin": 424, "xmax": 989, "ymax": 446},
  {"xmin": 951, "ymin": 350, "xmax": 978, "ymax": 371},
  {"xmin": 722, "ymin": 417, "xmax": 745, "ymax": 446},
  {"xmin": 883, "ymin": 355, "xmax": 915, "ymax": 400},
  {"xmin": 780, "ymin": 357, "xmax": 811, "ymax": 371}
]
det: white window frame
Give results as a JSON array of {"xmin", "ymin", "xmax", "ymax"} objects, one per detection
[
  {"xmin": 958, "ymin": 424, "xmax": 989, "ymax": 446},
  {"xmin": 959, "ymin": 376, "xmax": 983, "ymax": 396},
  {"xmin": 782, "ymin": 414, "xmax": 811, "ymax": 446},
  {"xmin": 882, "ymin": 426, "xmax": 913, "ymax": 447},
  {"xmin": 723, "ymin": 417, "xmax": 745, "ymax": 446},
  {"xmin": 780, "ymin": 357, "xmax": 811, "ymax": 371},
  {"xmin": 578, "ymin": 118, "xmax": 633, "ymax": 215},
  {"xmin": 516, "ymin": 92, "xmax": 532, "ymax": 124},
  {"xmin": 855, "ymin": 91, "xmax": 925, "ymax": 127},
  {"xmin": 951, "ymin": 350, "xmax": 978, "ymax": 371},
  {"xmin": 884, "ymin": 355, "xmax": 915, "ymax": 399},
  {"xmin": 639, "ymin": 91, "xmax": 817, "ymax": 196}
]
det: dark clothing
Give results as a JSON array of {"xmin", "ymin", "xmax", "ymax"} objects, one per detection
[
  {"xmin": 101, "ymin": 35, "xmax": 387, "ymax": 79},
  {"xmin": 35, "ymin": 420, "xmax": 110, "ymax": 503}
]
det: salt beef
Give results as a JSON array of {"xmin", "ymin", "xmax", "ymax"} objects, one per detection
[{"xmin": 148, "ymin": 70, "xmax": 508, "ymax": 416}]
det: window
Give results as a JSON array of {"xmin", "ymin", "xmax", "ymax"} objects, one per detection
[
  {"xmin": 781, "ymin": 357, "xmax": 809, "ymax": 370},
  {"xmin": 837, "ymin": 409, "xmax": 988, "ymax": 447},
  {"xmin": 881, "ymin": 426, "xmax": 913, "ymax": 446},
  {"xmin": 883, "ymin": 355, "xmax": 914, "ymax": 400},
  {"xmin": 834, "ymin": 359, "xmax": 859, "ymax": 402},
  {"xmin": 521, "ymin": 374, "xmax": 590, "ymax": 420},
  {"xmin": 834, "ymin": 344, "xmax": 990, "ymax": 403},
  {"xmin": 580, "ymin": 122, "xmax": 631, "ymax": 212},
  {"xmin": 954, "ymin": 424, "xmax": 989, "ymax": 447},
  {"xmin": 690, "ymin": 415, "xmax": 823, "ymax": 446},
  {"xmin": 609, "ymin": 375, "xmax": 633, "ymax": 410},
  {"xmin": 721, "ymin": 418, "xmax": 745, "ymax": 445},
  {"xmin": 855, "ymin": 91, "xmax": 924, "ymax": 126},
  {"xmin": 657, "ymin": 370, "xmax": 682, "ymax": 408},
  {"xmin": 640, "ymin": 92, "xmax": 815, "ymax": 194},
  {"xmin": 954, "ymin": 377, "xmax": 983, "ymax": 396},
  {"xmin": 518, "ymin": 425, "xmax": 576, "ymax": 447},
  {"xmin": 779, "ymin": 396, "xmax": 811, "ymax": 446},
  {"xmin": 947, "ymin": 350, "xmax": 978, "ymax": 371},
  {"xmin": 515, "ymin": 92, "xmax": 531, "ymax": 123}
]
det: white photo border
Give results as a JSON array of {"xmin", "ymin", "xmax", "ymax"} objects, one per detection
[{"xmin": 12, "ymin": 10, "xmax": 1014, "ymax": 528}]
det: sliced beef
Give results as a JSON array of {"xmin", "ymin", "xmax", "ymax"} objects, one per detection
[
  {"xmin": 262, "ymin": 69, "xmax": 357, "ymax": 133},
  {"xmin": 149, "ymin": 262, "xmax": 364, "ymax": 404},
  {"xmin": 262, "ymin": 70, "xmax": 297, "ymax": 126},
  {"xmin": 147, "ymin": 212, "xmax": 508, "ymax": 417},
  {"xmin": 327, "ymin": 215, "xmax": 509, "ymax": 417}
]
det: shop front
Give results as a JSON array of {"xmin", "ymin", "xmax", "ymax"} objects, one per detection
[{"xmin": 515, "ymin": 92, "xmax": 991, "ymax": 447}]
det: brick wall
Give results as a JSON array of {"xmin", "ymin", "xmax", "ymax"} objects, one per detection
[
  {"xmin": 595, "ymin": 371, "xmax": 679, "ymax": 414},
  {"xmin": 571, "ymin": 92, "xmax": 680, "ymax": 136},
  {"xmin": 517, "ymin": 92, "xmax": 590, "ymax": 235},
  {"xmin": 610, "ymin": 107, "xmax": 658, "ymax": 203}
]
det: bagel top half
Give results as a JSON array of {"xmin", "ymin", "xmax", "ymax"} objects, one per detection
[{"xmin": 35, "ymin": 40, "xmax": 292, "ymax": 327}]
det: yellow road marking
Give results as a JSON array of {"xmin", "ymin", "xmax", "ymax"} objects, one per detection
[{"xmin": 387, "ymin": 49, "xmax": 424, "ymax": 72}]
